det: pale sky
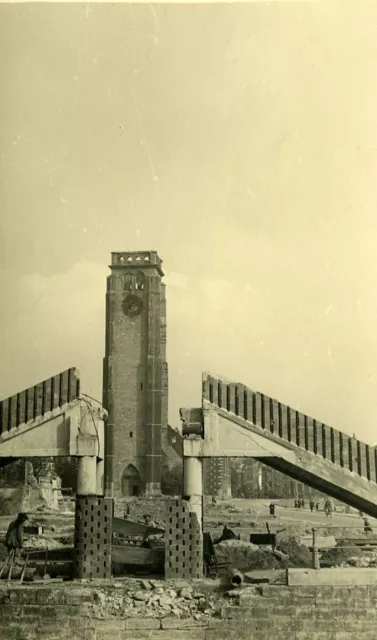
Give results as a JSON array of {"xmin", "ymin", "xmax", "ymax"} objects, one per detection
[{"xmin": 1, "ymin": 2, "xmax": 377, "ymax": 443}]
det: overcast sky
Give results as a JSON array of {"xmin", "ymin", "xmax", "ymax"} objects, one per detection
[{"xmin": 1, "ymin": 2, "xmax": 377, "ymax": 443}]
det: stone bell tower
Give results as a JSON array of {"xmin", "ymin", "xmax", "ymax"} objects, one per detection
[{"xmin": 103, "ymin": 251, "xmax": 166, "ymax": 498}]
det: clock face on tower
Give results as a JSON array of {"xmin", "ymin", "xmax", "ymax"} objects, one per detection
[{"xmin": 122, "ymin": 294, "xmax": 143, "ymax": 318}]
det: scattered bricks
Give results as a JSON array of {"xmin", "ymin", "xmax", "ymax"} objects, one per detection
[
  {"xmin": 124, "ymin": 618, "xmax": 161, "ymax": 630},
  {"xmin": 161, "ymin": 616, "xmax": 208, "ymax": 629}
]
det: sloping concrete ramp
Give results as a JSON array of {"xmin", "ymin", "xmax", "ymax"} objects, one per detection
[
  {"xmin": 187, "ymin": 373, "xmax": 377, "ymax": 518},
  {"xmin": 0, "ymin": 368, "xmax": 82, "ymax": 460}
]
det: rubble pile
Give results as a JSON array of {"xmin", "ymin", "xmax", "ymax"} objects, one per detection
[
  {"xmin": 214, "ymin": 539, "xmax": 285, "ymax": 571},
  {"xmin": 321, "ymin": 544, "xmax": 377, "ymax": 568},
  {"xmin": 276, "ymin": 537, "xmax": 312, "ymax": 568},
  {"xmin": 88, "ymin": 580, "xmax": 222, "ymax": 620},
  {"xmin": 116, "ymin": 497, "xmax": 167, "ymax": 528},
  {"xmin": 24, "ymin": 536, "xmax": 67, "ymax": 550}
]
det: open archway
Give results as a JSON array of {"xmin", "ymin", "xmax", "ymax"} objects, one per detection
[{"xmin": 121, "ymin": 464, "xmax": 142, "ymax": 497}]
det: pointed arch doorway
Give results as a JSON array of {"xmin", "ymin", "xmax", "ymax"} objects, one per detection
[{"xmin": 121, "ymin": 464, "xmax": 142, "ymax": 497}]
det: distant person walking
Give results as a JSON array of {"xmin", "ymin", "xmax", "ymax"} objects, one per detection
[
  {"xmin": 364, "ymin": 518, "xmax": 373, "ymax": 533},
  {"xmin": 309, "ymin": 500, "xmax": 315, "ymax": 512},
  {"xmin": 324, "ymin": 499, "xmax": 332, "ymax": 517}
]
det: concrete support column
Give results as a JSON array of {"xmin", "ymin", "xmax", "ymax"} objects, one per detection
[
  {"xmin": 183, "ymin": 457, "xmax": 203, "ymax": 531},
  {"xmin": 77, "ymin": 456, "xmax": 97, "ymax": 496},
  {"xmin": 96, "ymin": 460, "xmax": 104, "ymax": 496}
]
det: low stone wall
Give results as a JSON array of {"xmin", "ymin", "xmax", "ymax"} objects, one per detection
[{"xmin": 1, "ymin": 581, "xmax": 376, "ymax": 639}]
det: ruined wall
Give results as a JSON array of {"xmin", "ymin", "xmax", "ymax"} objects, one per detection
[{"xmin": 1, "ymin": 583, "xmax": 377, "ymax": 639}]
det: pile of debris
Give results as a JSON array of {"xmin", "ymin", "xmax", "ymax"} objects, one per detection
[
  {"xmin": 321, "ymin": 544, "xmax": 377, "ymax": 568},
  {"xmin": 213, "ymin": 535, "xmax": 312, "ymax": 572},
  {"xmin": 88, "ymin": 580, "xmax": 221, "ymax": 620}
]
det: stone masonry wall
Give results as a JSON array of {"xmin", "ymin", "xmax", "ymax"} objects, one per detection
[{"xmin": 1, "ymin": 582, "xmax": 377, "ymax": 639}]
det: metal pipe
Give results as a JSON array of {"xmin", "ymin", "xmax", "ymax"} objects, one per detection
[{"xmin": 230, "ymin": 569, "xmax": 245, "ymax": 588}]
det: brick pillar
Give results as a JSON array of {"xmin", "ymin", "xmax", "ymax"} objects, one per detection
[
  {"xmin": 165, "ymin": 498, "xmax": 203, "ymax": 579},
  {"xmin": 74, "ymin": 496, "xmax": 113, "ymax": 579}
]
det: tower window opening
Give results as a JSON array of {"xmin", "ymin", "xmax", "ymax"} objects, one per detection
[
  {"xmin": 144, "ymin": 256, "xmax": 150, "ymax": 262},
  {"xmin": 123, "ymin": 273, "xmax": 133, "ymax": 291},
  {"xmin": 129, "ymin": 431, "xmax": 133, "ymax": 438},
  {"xmin": 140, "ymin": 382, "xmax": 143, "ymax": 390},
  {"xmin": 135, "ymin": 272, "xmax": 145, "ymax": 291},
  {"xmin": 127, "ymin": 256, "xmax": 132, "ymax": 262}
]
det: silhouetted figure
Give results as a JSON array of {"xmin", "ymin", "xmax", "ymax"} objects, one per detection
[
  {"xmin": 364, "ymin": 518, "xmax": 373, "ymax": 533},
  {"xmin": 5, "ymin": 513, "xmax": 28, "ymax": 559},
  {"xmin": 294, "ymin": 499, "xmax": 298, "ymax": 509},
  {"xmin": 315, "ymin": 503, "xmax": 319, "ymax": 511},
  {"xmin": 309, "ymin": 501, "xmax": 315, "ymax": 512},
  {"xmin": 324, "ymin": 499, "xmax": 332, "ymax": 517},
  {"xmin": 269, "ymin": 503, "xmax": 276, "ymax": 517}
]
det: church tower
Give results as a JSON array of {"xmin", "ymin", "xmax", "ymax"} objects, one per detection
[{"xmin": 103, "ymin": 251, "xmax": 166, "ymax": 498}]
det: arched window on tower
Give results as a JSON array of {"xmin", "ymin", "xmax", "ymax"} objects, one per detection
[
  {"xmin": 135, "ymin": 272, "xmax": 145, "ymax": 291},
  {"xmin": 123, "ymin": 272, "xmax": 133, "ymax": 291}
]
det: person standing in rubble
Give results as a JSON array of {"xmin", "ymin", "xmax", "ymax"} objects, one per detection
[{"xmin": 4, "ymin": 513, "xmax": 29, "ymax": 560}]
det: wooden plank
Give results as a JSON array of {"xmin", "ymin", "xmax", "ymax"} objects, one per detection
[
  {"xmin": 113, "ymin": 518, "xmax": 164, "ymax": 536},
  {"xmin": 112, "ymin": 545, "xmax": 164, "ymax": 566}
]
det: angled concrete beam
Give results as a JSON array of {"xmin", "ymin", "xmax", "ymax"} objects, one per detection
[{"xmin": 0, "ymin": 399, "xmax": 107, "ymax": 460}]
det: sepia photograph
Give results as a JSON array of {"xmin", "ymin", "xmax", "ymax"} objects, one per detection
[{"xmin": 0, "ymin": 1, "xmax": 376, "ymax": 638}]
